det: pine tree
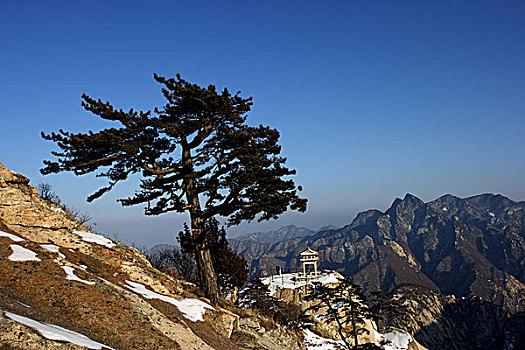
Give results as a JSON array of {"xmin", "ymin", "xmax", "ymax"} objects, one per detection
[
  {"xmin": 367, "ymin": 290, "xmax": 406, "ymax": 333},
  {"xmin": 239, "ymin": 276, "xmax": 307, "ymax": 330},
  {"xmin": 238, "ymin": 276, "xmax": 274, "ymax": 315},
  {"xmin": 41, "ymin": 73, "xmax": 307, "ymax": 304},
  {"xmin": 178, "ymin": 218, "xmax": 248, "ymax": 294},
  {"xmin": 305, "ymin": 277, "xmax": 380, "ymax": 350}
]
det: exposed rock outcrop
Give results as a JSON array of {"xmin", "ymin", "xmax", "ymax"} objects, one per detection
[
  {"xmin": 390, "ymin": 284, "xmax": 524, "ymax": 350},
  {"xmin": 0, "ymin": 162, "xmax": 280, "ymax": 349},
  {"xmin": 232, "ymin": 193, "xmax": 525, "ymax": 349}
]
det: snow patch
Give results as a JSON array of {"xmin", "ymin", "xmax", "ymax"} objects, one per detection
[
  {"xmin": 261, "ymin": 272, "xmax": 339, "ymax": 297},
  {"xmin": 303, "ymin": 328, "xmax": 413, "ymax": 350},
  {"xmin": 16, "ymin": 301, "xmax": 31, "ymax": 308},
  {"xmin": 442, "ymin": 207, "xmax": 448, "ymax": 212},
  {"xmin": 124, "ymin": 280, "xmax": 215, "ymax": 322},
  {"xmin": 61, "ymin": 266, "xmax": 95, "ymax": 285},
  {"xmin": 1, "ymin": 309, "xmax": 113, "ymax": 349},
  {"xmin": 73, "ymin": 230, "xmax": 115, "ymax": 248},
  {"xmin": 375, "ymin": 330, "xmax": 412, "ymax": 350},
  {"xmin": 40, "ymin": 244, "xmax": 66, "ymax": 258},
  {"xmin": 317, "ymin": 273, "xmax": 339, "ymax": 284},
  {"xmin": 0, "ymin": 230, "xmax": 25, "ymax": 242},
  {"xmin": 303, "ymin": 329, "xmax": 345, "ymax": 349},
  {"xmin": 8, "ymin": 245, "xmax": 40, "ymax": 261}
]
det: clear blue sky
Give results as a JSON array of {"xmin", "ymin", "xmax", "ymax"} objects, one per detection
[{"xmin": 1, "ymin": 0, "xmax": 524, "ymax": 247}]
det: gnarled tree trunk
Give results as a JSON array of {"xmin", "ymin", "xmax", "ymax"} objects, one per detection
[
  {"xmin": 192, "ymin": 222, "xmax": 220, "ymax": 305},
  {"xmin": 183, "ymin": 145, "xmax": 220, "ymax": 305}
]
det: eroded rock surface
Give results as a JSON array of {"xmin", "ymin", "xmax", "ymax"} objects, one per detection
[
  {"xmin": 236, "ymin": 193, "xmax": 525, "ymax": 314},
  {"xmin": 0, "ymin": 162, "xmax": 254, "ymax": 349}
]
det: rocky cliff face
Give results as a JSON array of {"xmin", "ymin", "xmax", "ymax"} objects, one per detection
[
  {"xmin": 233, "ymin": 193, "xmax": 525, "ymax": 349},
  {"xmin": 389, "ymin": 284, "xmax": 524, "ymax": 350},
  {"xmin": 236, "ymin": 193, "xmax": 525, "ymax": 314},
  {"xmin": 0, "ymin": 162, "xmax": 304, "ymax": 350}
]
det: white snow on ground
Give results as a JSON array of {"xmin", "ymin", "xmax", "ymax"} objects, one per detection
[
  {"xmin": 61, "ymin": 266, "xmax": 95, "ymax": 285},
  {"xmin": 375, "ymin": 330, "xmax": 412, "ymax": 350},
  {"xmin": 51, "ymin": 206, "xmax": 64, "ymax": 213},
  {"xmin": 73, "ymin": 230, "xmax": 115, "ymax": 248},
  {"xmin": 303, "ymin": 329, "xmax": 345, "ymax": 349},
  {"xmin": 442, "ymin": 207, "xmax": 448, "ymax": 212},
  {"xmin": 124, "ymin": 280, "xmax": 216, "ymax": 322},
  {"xmin": 0, "ymin": 230, "xmax": 25, "ymax": 242},
  {"xmin": 304, "ymin": 328, "xmax": 413, "ymax": 350},
  {"xmin": 261, "ymin": 272, "xmax": 339, "ymax": 297},
  {"xmin": 1, "ymin": 309, "xmax": 113, "ymax": 349},
  {"xmin": 16, "ymin": 301, "xmax": 30, "ymax": 308},
  {"xmin": 40, "ymin": 244, "xmax": 66, "ymax": 258},
  {"xmin": 317, "ymin": 273, "xmax": 339, "ymax": 284},
  {"xmin": 8, "ymin": 244, "xmax": 40, "ymax": 261}
]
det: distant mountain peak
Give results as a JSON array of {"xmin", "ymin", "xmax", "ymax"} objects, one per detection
[
  {"xmin": 403, "ymin": 193, "xmax": 420, "ymax": 201},
  {"xmin": 231, "ymin": 225, "xmax": 315, "ymax": 244},
  {"xmin": 436, "ymin": 194, "xmax": 459, "ymax": 201},
  {"xmin": 318, "ymin": 225, "xmax": 338, "ymax": 231},
  {"xmin": 385, "ymin": 194, "xmax": 424, "ymax": 217},
  {"xmin": 234, "ymin": 192, "xmax": 525, "ymax": 316}
]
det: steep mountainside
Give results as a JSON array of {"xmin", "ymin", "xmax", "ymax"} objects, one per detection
[
  {"xmin": 236, "ymin": 193, "xmax": 525, "ymax": 314},
  {"xmin": 231, "ymin": 225, "xmax": 316, "ymax": 244},
  {"xmin": 0, "ymin": 162, "xmax": 305, "ymax": 350},
  {"xmin": 229, "ymin": 225, "xmax": 317, "ymax": 271},
  {"xmin": 389, "ymin": 284, "xmax": 524, "ymax": 350}
]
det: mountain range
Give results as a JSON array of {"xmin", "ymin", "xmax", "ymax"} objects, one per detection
[{"xmin": 230, "ymin": 193, "xmax": 525, "ymax": 314}]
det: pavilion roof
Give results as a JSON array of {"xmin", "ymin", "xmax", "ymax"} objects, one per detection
[{"xmin": 300, "ymin": 247, "xmax": 318, "ymax": 256}]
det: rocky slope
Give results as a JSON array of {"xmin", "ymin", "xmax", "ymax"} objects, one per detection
[
  {"xmin": 258, "ymin": 272, "xmax": 428, "ymax": 350},
  {"xmin": 235, "ymin": 193, "xmax": 525, "ymax": 314},
  {"xmin": 0, "ymin": 162, "xmax": 305, "ymax": 350},
  {"xmin": 389, "ymin": 284, "xmax": 524, "ymax": 350}
]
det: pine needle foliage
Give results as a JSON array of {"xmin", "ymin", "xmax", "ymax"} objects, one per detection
[
  {"xmin": 305, "ymin": 277, "xmax": 380, "ymax": 350},
  {"xmin": 367, "ymin": 290, "xmax": 407, "ymax": 333},
  {"xmin": 40, "ymin": 74, "xmax": 307, "ymax": 224},
  {"xmin": 40, "ymin": 73, "xmax": 307, "ymax": 304},
  {"xmin": 239, "ymin": 276, "xmax": 306, "ymax": 330},
  {"xmin": 178, "ymin": 218, "xmax": 248, "ymax": 293}
]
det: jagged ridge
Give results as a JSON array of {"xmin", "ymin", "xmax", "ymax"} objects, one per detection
[{"xmin": 235, "ymin": 193, "xmax": 525, "ymax": 314}]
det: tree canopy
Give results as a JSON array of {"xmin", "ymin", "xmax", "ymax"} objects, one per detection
[
  {"xmin": 41, "ymin": 73, "xmax": 307, "ymax": 226},
  {"xmin": 41, "ymin": 73, "xmax": 307, "ymax": 304},
  {"xmin": 305, "ymin": 277, "xmax": 379, "ymax": 350}
]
